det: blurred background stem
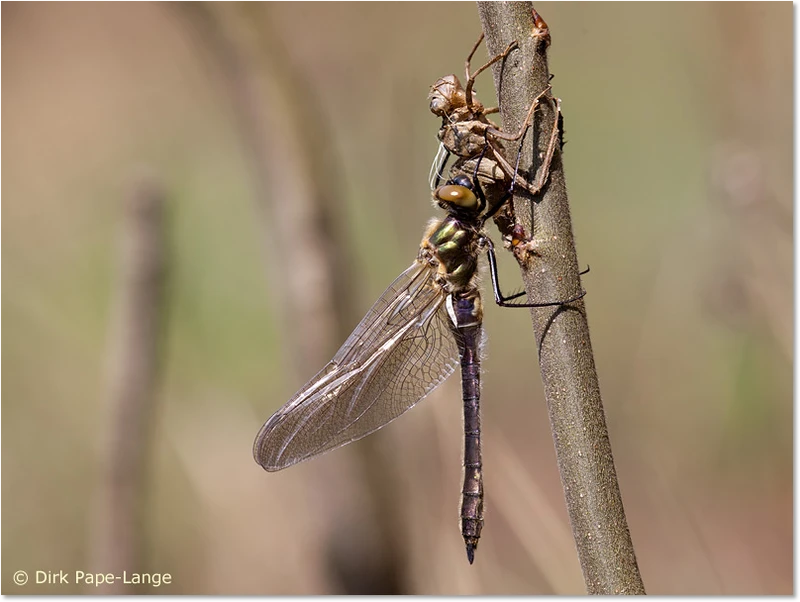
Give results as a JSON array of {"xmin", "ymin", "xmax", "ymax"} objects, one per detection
[
  {"xmin": 179, "ymin": 3, "xmax": 407, "ymax": 593},
  {"xmin": 90, "ymin": 172, "xmax": 167, "ymax": 594}
]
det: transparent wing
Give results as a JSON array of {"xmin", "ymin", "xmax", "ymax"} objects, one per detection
[{"xmin": 254, "ymin": 261, "xmax": 460, "ymax": 471}]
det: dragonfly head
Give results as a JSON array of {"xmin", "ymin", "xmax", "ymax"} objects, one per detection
[
  {"xmin": 433, "ymin": 175, "xmax": 481, "ymax": 215},
  {"xmin": 429, "ymin": 74, "xmax": 469, "ymax": 118}
]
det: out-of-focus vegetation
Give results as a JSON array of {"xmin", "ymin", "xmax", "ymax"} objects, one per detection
[{"xmin": 2, "ymin": 2, "xmax": 791, "ymax": 594}]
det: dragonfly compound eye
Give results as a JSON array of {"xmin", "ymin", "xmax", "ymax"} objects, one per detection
[{"xmin": 435, "ymin": 184, "xmax": 478, "ymax": 210}]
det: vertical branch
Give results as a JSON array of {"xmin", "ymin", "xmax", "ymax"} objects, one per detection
[
  {"xmin": 476, "ymin": 3, "xmax": 645, "ymax": 594},
  {"xmin": 91, "ymin": 172, "xmax": 167, "ymax": 594}
]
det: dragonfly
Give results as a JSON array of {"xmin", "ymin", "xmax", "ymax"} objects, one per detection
[{"xmin": 253, "ymin": 168, "xmax": 586, "ymax": 564}]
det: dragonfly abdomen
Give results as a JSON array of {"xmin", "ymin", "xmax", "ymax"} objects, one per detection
[{"xmin": 450, "ymin": 295, "xmax": 485, "ymax": 564}]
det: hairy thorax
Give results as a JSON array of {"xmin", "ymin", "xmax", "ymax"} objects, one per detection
[{"xmin": 419, "ymin": 215, "xmax": 481, "ymax": 295}]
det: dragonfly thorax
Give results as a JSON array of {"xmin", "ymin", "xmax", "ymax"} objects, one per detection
[{"xmin": 420, "ymin": 213, "xmax": 481, "ymax": 294}]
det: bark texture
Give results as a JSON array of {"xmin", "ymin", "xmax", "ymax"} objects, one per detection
[{"xmin": 477, "ymin": 3, "xmax": 646, "ymax": 594}]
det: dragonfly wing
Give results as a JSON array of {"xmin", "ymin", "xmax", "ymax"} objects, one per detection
[{"xmin": 254, "ymin": 261, "xmax": 460, "ymax": 471}]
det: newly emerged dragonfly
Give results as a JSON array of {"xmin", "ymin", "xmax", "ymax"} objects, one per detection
[{"xmin": 253, "ymin": 172, "xmax": 585, "ymax": 564}]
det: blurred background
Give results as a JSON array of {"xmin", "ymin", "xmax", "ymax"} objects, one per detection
[{"xmin": 2, "ymin": 2, "xmax": 792, "ymax": 595}]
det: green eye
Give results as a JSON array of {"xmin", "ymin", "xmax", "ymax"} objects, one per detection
[{"xmin": 435, "ymin": 185, "xmax": 478, "ymax": 209}]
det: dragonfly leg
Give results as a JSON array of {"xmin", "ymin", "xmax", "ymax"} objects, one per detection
[
  {"xmin": 499, "ymin": 97, "xmax": 562, "ymax": 258},
  {"xmin": 519, "ymin": 96, "xmax": 561, "ymax": 198},
  {"xmin": 469, "ymin": 142, "xmax": 491, "ymax": 214},
  {"xmin": 484, "ymin": 237, "xmax": 586, "ymax": 308},
  {"xmin": 485, "ymin": 85, "xmax": 551, "ymax": 144},
  {"xmin": 464, "ymin": 33, "xmax": 519, "ymax": 108},
  {"xmin": 495, "ymin": 264, "xmax": 590, "ymax": 304},
  {"xmin": 480, "ymin": 187, "xmax": 511, "ymax": 224},
  {"xmin": 484, "ymin": 93, "xmax": 562, "ymax": 199}
]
